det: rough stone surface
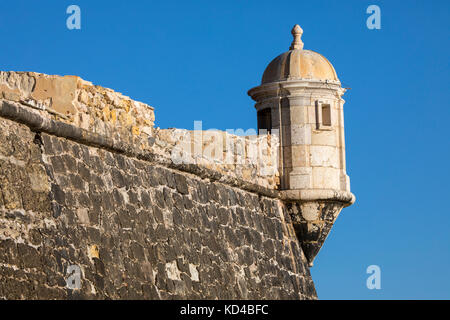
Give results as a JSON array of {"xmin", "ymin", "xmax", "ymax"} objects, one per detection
[
  {"xmin": 153, "ymin": 128, "xmax": 280, "ymax": 189},
  {"xmin": 286, "ymin": 201, "xmax": 344, "ymax": 265},
  {"xmin": 0, "ymin": 116, "xmax": 316, "ymax": 300},
  {"xmin": 0, "ymin": 72, "xmax": 280, "ymax": 190}
]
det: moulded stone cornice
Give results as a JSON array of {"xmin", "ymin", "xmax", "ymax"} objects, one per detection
[
  {"xmin": 248, "ymin": 79, "xmax": 342, "ymax": 102},
  {"xmin": 279, "ymin": 189, "xmax": 355, "ymax": 206}
]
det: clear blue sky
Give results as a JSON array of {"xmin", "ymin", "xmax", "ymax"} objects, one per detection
[{"xmin": 1, "ymin": 0, "xmax": 449, "ymax": 299}]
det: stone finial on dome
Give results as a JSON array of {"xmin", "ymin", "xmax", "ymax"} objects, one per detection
[{"xmin": 289, "ymin": 24, "xmax": 304, "ymax": 50}]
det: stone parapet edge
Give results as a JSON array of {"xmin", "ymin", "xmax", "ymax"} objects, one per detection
[{"xmin": 0, "ymin": 99, "xmax": 279, "ymax": 199}]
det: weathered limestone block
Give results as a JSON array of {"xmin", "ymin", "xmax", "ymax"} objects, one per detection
[
  {"xmin": 311, "ymin": 129, "xmax": 337, "ymax": 146},
  {"xmin": 311, "ymin": 167, "xmax": 340, "ymax": 189},
  {"xmin": 310, "ymin": 145, "xmax": 339, "ymax": 168},
  {"xmin": 0, "ymin": 71, "xmax": 155, "ymax": 140}
]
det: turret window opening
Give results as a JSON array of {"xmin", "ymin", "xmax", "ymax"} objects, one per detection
[
  {"xmin": 257, "ymin": 108, "xmax": 272, "ymax": 134},
  {"xmin": 316, "ymin": 101, "xmax": 332, "ymax": 130},
  {"xmin": 322, "ymin": 104, "xmax": 331, "ymax": 126}
]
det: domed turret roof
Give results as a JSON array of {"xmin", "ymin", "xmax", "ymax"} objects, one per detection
[{"xmin": 261, "ymin": 25, "xmax": 339, "ymax": 84}]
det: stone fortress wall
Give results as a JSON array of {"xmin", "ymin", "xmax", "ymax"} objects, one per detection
[
  {"xmin": 0, "ymin": 72, "xmax": 317, "ymax": 299},
  {"xmin": 0, "ymin": 72, "xmax": 280, "ymax": 190}
]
